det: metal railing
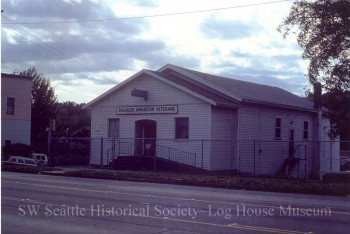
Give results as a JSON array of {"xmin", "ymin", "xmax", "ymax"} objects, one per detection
[
  {"xmin": 156, "ymin": 144, "xmax": 196, "ymax": 167},
  {"xmin": 106, "ymin": 139, "xmax": 134, "ymax": 164},
  {"xmin": 48, "ymin": 138, "xmax": 347, "ymax": 180},
  {"xmin": 277, "ymin": 144, "xmax": 308, "ymax": 179}
]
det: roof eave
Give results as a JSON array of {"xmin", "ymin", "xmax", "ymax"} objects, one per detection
[
  {"xmin": 83, "ymin": 69, "xmax": 148, "ymax": 109},
  {"xmin": 84, "ymin": 69, "xmax": 219, "ymax": 109},
  {"xmin": 243, "ymin": 100, "xmax": 318, "ymax": 113},
  {"xmin": 1, "ymin": 73, "xmax": 31, "ymax": 80},
  {"xmin": 158, "ymin": 64, "xmax": 243, "ymax": 102},
  {"xmin": 146, "ymin": 70, "xmax": 217, "ymax": 106}
]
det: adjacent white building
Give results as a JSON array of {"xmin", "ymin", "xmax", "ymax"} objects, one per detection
[
  {"xmin": 85, "ymin": 64, "xmax": 339, "ymax": 179},
  {"xmin": 1, "ymin": 73, "xmax": 32, "ymax": 147}
]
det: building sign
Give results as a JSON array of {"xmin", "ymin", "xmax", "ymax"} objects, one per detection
[{"xmin": 117, "ymin": 105, "xmax": 178, "ymax": 115}]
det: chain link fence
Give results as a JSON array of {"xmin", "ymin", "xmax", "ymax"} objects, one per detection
[
  {"xmin": 340, "ymin": 141, "xmax": 350, "ymax": 171},
  {"xmin": 49, "ymin": 138, "xmax": 346, "ymax": 179}
]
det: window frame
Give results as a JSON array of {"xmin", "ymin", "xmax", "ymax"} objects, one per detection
[
  {"xmin": 303, "ymin": 121, "xmax": 309, "ymax": 140},
  {"xmin": 275, "ymin": 117, "xmax": 282, "ymax": 140},
  {"xmin": 175, "ymin": 117, "xmax": 189, "ymax": 140},
  {"xmin": 6, "ymin": 97, "xmax": 15, "ymax": 115},
  {"xmin": 108, "ymin": 118, "xmax": 120, "ymax": 138}
]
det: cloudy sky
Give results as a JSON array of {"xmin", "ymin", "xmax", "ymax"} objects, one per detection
[{"xmin": 1, "ymin": 0, "xmax": 310, "ymax": 103}]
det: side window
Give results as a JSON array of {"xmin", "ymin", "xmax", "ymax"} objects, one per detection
[
  {"xmin": 108, "ymin": 118, "xmax": 120, "ymax": 138},
  {"xmin": 303, "ymin": 121, "xmax": 309, "ymax": 140},
  {"xmin": 175, "ymin": 117, "xmax": 189, "ymax": 139},
  {"xmin": 25, "ymin": 159, "xmax": 35, "ymax": 165},
  {"xmin": 275, "ymin": 117, "xmax": 282, "ymax": 139},
  {"xmin": 18, "ymin": 159, "xmax": 24, "ymax": 164},
  {"xmin": 10, "ymin": 158, "xmax": 16, "ymax": 163},
  {"xmin": 7, "ymin": 97, "xmax": 15, "ymax": 115}
]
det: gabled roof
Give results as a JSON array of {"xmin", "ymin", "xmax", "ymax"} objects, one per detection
[
  {"xmin": 148, "ymin": 70, "xmax": 239, "ymax": 107},
  {"xmin": 159, "ymin": 64, "xmax": 316, "ymax": 112},
  {"xmin": 85, "ymin": 64, "xmax": 317, "ymax": 112},
  {"xmin": 84, "ymin": 69, "xmax": 226, "ymax": 109}
]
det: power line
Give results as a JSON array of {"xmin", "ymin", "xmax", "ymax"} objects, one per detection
[
  {"xmin": 2, "ymin": 15, "xmax": 91, "ymax": 71},
  {"xmin": 2, "ymin": 0, "xmax": 292, "ymax": 25}
]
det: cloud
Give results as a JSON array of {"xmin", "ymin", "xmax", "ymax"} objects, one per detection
[
  {"xmin": 129, "ymin": 0, "xmax": 159, "ymax": 8},
  {"xmin": 2, "ymin": 0, "xmax": 115, "ymax": 21},
  {"xmin": 229, "ymin": 50, "xmax": 302, "ymax": 74},
  {"xmin": 1, "ymin": 0, "xmax": 166, "ymax": 77},
  {"xmin": 200, "ymin": 16, "xmax": 259, "ymax": 40},
  {"xmin": 212, "ymin": 62, "xmax": 308, "ymax": 95},
  {"xmin": 139, "ymin": 52, "xmax": 200, "ymax": 71},
  {"xmin": 54, "ymin": 72, "xmax": 117, "ymax": 86},
  {"xmin": 1, "ymin": 0, "xmax": 307, "ymax": 103}
]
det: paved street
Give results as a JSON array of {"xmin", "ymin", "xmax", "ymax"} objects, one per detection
[{"xmin": 2, "ymin": 172, "xmax": 350, "ymax": 234}]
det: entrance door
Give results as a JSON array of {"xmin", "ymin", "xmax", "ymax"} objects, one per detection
[{"xmin": 135, "ymin": 120, "xmax": 157, "ymax": 156}]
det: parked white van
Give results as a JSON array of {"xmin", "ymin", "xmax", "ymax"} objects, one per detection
[{"xmin": 31, "ymin": 153, "xmax": 48, "ymax": 166}]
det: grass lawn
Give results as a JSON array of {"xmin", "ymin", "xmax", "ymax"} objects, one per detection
[
  {"xmin": 2, "ymin": 165, "xmax": 349, "ymax": 196},
  {"xmin": 62, "ymin": 169, "xmax": 349, "ymax": 196}
]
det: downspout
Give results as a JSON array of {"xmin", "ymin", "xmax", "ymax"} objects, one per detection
[
  {"xmin": 313, "ymin": 82, "xmax": 322, "ymax": 180},
  {"xmin": 237, "ymin": 108, "xmax": 240, "ymax": 173}
]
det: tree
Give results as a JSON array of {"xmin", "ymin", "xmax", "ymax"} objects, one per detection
[
  {"xmin": 15, "ymin": 67, "xmax": 58, "ymax": 145},
  {"xmin": 278, "ymin": 0, "xmax": 350, "ymax": 91},
  {"xmin": 305, "ymin": 88, "xmax": 350, "ymax": 142},
  {"xmin": 322, "ymin": 89, "xmax": 350, "ymax": 141},
  {"xmin": 55, "ymin": 101, "xmax": 90, "ymax": 138}
]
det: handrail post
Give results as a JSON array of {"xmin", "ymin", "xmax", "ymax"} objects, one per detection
[
  {"xmin": 194, "ymin": 153, "xmax": 196, "ymax": 167},
  {"xmin": 118, "ymin": 140, "xmax": 120, "ymax": 158},
  {"xmin": 253, "ymin": 140, "xmax": 256, "ymax": 174},
  {"xmin": 201, "ymin": 140, "xmax": 204, "ymax": 169},
  {"xmin": 100, "ymin": 137, "xmax": 103, "ymax": 168},
  {"xmin": 153, "ymin": 154, "xmax": 156, "ymax": 171}
]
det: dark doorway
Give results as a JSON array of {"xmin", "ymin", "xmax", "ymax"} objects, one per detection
[{"xmin": 135, "ymin": 120, "xmax": 157, "ymax": 156}]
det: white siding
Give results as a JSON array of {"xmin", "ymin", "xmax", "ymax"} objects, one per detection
[
  {"xmin": 210, "ymin": 107, "xmax": 237, "ymax": 170},
  {"xmin": 88, "ymin": 72, "xmax": 339, "ymax": 177},
  {"xmin": 1, "ymin": 119, "xmax": 31, "ymax": 146},
  {"xmin": 1, "ymin": 75, "xmax": 32, "ymax": 146},
  {"xmin": 1, "ymin": 76, "xmax": 32, "ymax": 121},
  {"xmin": 90, "ymin": 74, "xmax": 211, "ymax": 168},
  {"xmin": 319, "ymin": 117, "xmax": 340, "ymax": 177},
  {"xmin": 238, "ymin": 105, "xmax": 316, "ymax": 177}
]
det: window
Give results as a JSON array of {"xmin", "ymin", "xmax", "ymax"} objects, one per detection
[
  {"xmin": 303, "ymin": 121, "xmax": 309, "ymax": 140},
  {"xmin": 9, "ymin": 158, "xmax": 16, "ymax": 163},
  {"xmin": 108, "ymin": 119, "xmax": 120, "ymax": 138},
  {"xmin": 25, "ymin": 159, "xmax": 36, "ymax": 165},
  {"xmin": 7, "ymin": 97, "xmax": 15, "ymax": 115},
  {"xmin": 175, "ymin": 117, "xmax": 189, "ymax": 139},
  {"xmin": 275, "ymin": 117, "xmax": 282, "ymax": 139}
]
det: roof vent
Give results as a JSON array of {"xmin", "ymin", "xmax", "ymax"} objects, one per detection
[{"xmin": 131, "ymin": 89, "xmax": 148, "ymax": 100}]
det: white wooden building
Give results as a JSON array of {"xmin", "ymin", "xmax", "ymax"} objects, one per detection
[
  {"xmin": 1, "ymin": 73, "xmax": 32, "ymax": 147},
  {"xmin": 85, "ymin": 64, "xmax": 339, "ymax": 178}
]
